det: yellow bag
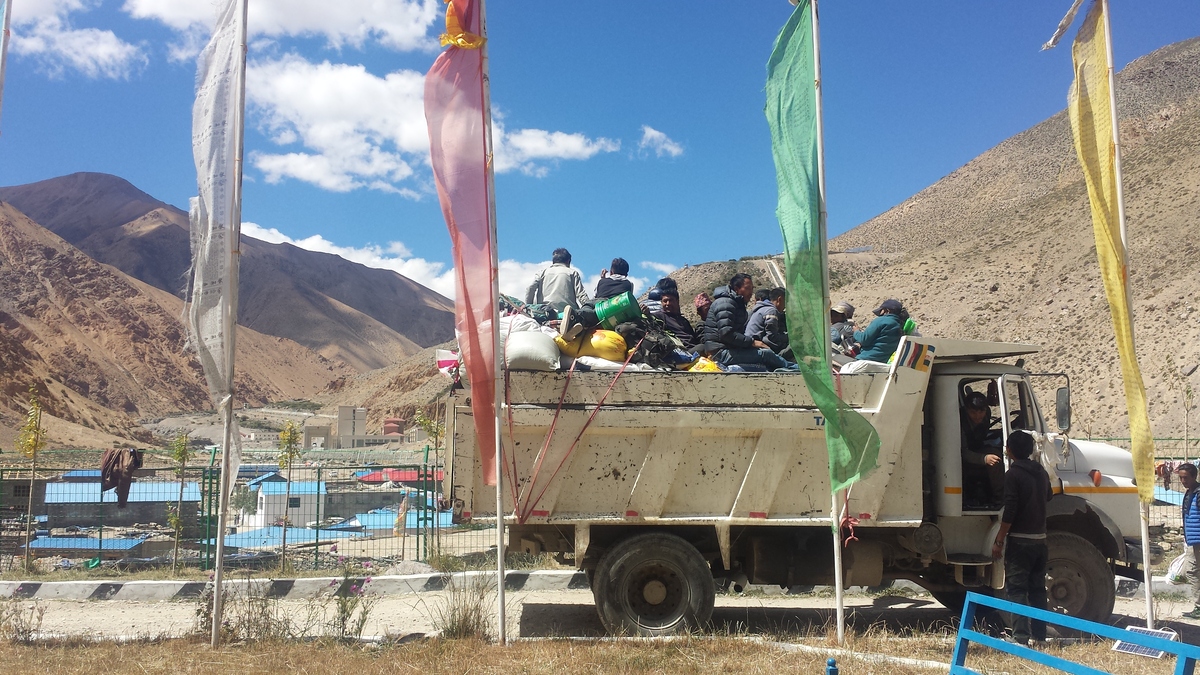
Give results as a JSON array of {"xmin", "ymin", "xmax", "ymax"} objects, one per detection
[
  {"xmin": 555, "ymin": 330, "xmax": 628, "ymax": 363},
  {"xmin": 687, "ymin": 357, "xmax": 722, "ymax": 373}
]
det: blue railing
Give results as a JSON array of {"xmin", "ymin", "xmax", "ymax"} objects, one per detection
[{"xmin": 951, "ymin": 592, "xmax": 1200, "ymax": 675}]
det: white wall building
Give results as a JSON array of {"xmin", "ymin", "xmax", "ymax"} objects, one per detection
[{"xmin": 240, "ymin": 481, "xmax": 326, "ymax": 529}]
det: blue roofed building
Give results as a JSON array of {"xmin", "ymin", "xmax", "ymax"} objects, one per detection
[
  {"xmin": 44, "ymin": 481, "xmax": 201, "ymax": 530},
  {"xmin": 22, "ymin": 535, "xmax": 147, "ymax": 560}
]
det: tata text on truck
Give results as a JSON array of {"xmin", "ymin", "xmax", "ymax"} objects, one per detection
[{"xmin": 445, "ymin": 336, "xmax": 1142, "ymax": 635}]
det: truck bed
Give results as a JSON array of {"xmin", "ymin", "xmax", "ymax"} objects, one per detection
[{"xmin": 449, "ymin": 351, "xmax": 935, "ymax": 528}]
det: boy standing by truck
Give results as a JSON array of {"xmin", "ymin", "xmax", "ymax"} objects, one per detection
[
  {"xmin": 992, "ymin": 430, "xmax": 1053, "ymax": 644},
  {"xmin": 1178, "ymin": 463, "xmax": 1200, "ymax": 619}
]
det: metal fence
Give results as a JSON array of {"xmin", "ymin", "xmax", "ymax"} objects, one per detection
[
  {"xmin": 3, "ymin": 437, "xmax": 1193, "ymax": 577},
  {"xmin": 1083, "ymin": 436, "xmax": 1198, "ymax": 533},
  {"xmin": 0, "ymin": 452, "xmax": 495, "ymax": 576}
]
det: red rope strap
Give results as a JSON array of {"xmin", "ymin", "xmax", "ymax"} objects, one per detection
[
  {"xmin": 519, "ymin": 338, "xmax": 643, "ymax": 523},
  {"xmin": 839, "ymin": 487, "xmax": 858, "ymax": 547},
  {"xmin": 515, "ymin": 359, "xmax": 577, "ymax": 523}
]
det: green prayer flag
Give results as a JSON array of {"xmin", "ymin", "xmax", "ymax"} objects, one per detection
[{"xmin": 765, "ymin": 1, "xmax": 880, "ymax": 493}]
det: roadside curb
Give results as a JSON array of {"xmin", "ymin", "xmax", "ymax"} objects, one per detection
[
  {"xmin": 0, "ymin": 570, "xmax": 591, "ymax": 602},
  {"xmin": 0, "ymin": 572, "xmax": 1181, "ymax": 603}
]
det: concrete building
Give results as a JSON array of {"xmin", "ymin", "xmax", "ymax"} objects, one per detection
[{"xmin": 241, "ymin": 481, "xmax": 326, "ymax": 529}]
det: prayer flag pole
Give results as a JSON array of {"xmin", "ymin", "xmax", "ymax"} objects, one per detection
[
  {"xmin": 1098, "ymin": 0, "xmax": 1154, "ymax": 630},
  {"xmin": 201, "ymin": 0, "xmax": 249, "ymax": 648},
  {"xmin": 477, "ymin": 0, "xmax": 507, "ymax": 645},
  {"xmin": 0, "ymin": 0, "xmax": 12, "ymax": 134},
  {"xmin": 806, "ymin": 0, "xmax": 847, "ymax": 645}
]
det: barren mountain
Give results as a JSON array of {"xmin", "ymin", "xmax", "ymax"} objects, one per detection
[
  {"xmin": 822, "ymin": 37, "xmax": 1200, "ymax": 438},
  {"xmin": 0, "ymin": 173, "xmax": 456, "ymax": 371},
  {"xmin": 0, "ymin": 202, "xmax": 349, "ymax": 448}
]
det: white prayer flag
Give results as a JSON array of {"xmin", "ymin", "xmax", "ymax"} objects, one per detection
[{"xmin": 188, "ymin": 0, "xmax": 246, "ymax": 490}]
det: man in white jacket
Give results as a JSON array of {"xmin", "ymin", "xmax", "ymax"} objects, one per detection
[{"xmin": 525, "ymin": 248, "xmax": 589, "ymax": 311}]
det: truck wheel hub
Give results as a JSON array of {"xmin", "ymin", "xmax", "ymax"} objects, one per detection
[{"xmin": 643, "ymin": 580, "xmax": 668, "ymax": 605}]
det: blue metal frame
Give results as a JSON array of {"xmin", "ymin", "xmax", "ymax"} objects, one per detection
[{"xmin": 951, "ymin": 592, "xmax": 1199, "ymax": 675}]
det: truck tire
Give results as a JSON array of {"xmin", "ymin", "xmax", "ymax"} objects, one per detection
[
  {"xmin": 592, "ymin": 533, "xmax": 715, "ymax": 636},
  {"xmin": 1046, "ymin": 531, "xmax": 1115, "ymax": 623}
]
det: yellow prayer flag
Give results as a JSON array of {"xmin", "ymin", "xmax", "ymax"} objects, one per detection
[{"xmin": 1066, "ymin": 1, "xmax": 1155, "ymax": 504}]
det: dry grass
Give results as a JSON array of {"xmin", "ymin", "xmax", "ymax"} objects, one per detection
[{"xmin": 0, "ymin": 632, "xmax": 1186, "ymax": 674}]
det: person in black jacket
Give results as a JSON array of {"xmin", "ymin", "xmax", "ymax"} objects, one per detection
[
  {"xmin": 700, "ymin": 274, "xmax": 793, "ymax": 371},
  {"xmin": 594, "ymin": 257, "xmax": 635, "ymax": 301},
  {"xmin": 650, "ymin": 285, "xmax": 698, "ymax": 350},
  {"xmin": 991, "ymin": 430, "xmax": 1054, "ymax": 645}
]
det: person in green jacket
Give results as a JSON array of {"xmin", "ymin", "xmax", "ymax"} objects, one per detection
[{"xmin": 853, "ymin": 299, "xmax": 906, "ymax": 363}]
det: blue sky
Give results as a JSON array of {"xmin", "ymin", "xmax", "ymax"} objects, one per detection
[{"xmin": 0, "ymin": 1, "xmax": 1196, "ymax": 300}]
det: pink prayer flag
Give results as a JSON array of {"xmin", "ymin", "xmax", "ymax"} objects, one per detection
[{"xmin": 424, "ymin": 0, "xmax": 499, "ymax": 486}]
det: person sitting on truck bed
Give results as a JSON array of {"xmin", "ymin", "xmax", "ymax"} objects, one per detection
[
  {"xmin": 745, "ymin": 287, "xmax": 790, "ymax": 355},
  {"xmin": 962, "ymin": 391, "xmax": 1005, "ymax": 510},
  {"xmin": 650, "ymin": 285, "xmax": 699, "ymax": 350},
  {"xmin": 700, "ymin": 273, "xmax": 794, "ymax": 371},
  {"xmin": 830, "ymin": 301, "xmax": 857, "ymax": 356},
  {"xmin": 594, "ymin": 257, "xmax": 635, "ymax": 301},
  {"xmin": 852, "ymin": 298, "xmax": 906, "ymax": 363},
  {"xmin": 526, "ymin": 248, "xmax": 589, "ymax": 311}
]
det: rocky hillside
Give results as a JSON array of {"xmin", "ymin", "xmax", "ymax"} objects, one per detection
[
  {"xmin": 0, "ymin": 173, "xmax": 456, "ymax": 371},
  {"xmin": 0, "ymin": 203, "xmax": 349, "ymax": 448},
  {"xmin": 817, "ymin": 37, "xmax": 1199, "ymax": 438}
]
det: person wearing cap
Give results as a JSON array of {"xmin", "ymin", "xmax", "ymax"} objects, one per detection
[
  {"xmin": 962, "ymin": 390, "xmax": 1004, "ymax": 509},
  {"xmin": 992, "ymin": 430, "xmax": 1053, "ymax": 646},
  {"xmin": 830, "ymin": 301, "xmax": 857, "ymax": 355},
  {"xmin": 852, "ymin": 298, "xmax": 906, "ymax": 363}
]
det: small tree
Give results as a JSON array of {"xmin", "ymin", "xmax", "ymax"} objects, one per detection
[
  {"xmin": 1164, "ymin": 356, "xmax": 1197, "ymax": 463},
  {"xmin": 277, "ymin": 421, "xmax": 303, "ymax": 572},
  {"xmin": 413, "ymin": 406, "xmax": 445, "ymax": 452},
  {"xmin": 16, "ymin": 387, "xmax": 46, "ymax": 573},
  {"xmin": 168, "ymin": 432, "xmax": 192, "ymax": 575}
]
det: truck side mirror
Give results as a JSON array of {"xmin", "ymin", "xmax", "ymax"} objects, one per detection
[{"xmin": 1055, "ymin": 387, "xmax": 1071, "ymax": 433}]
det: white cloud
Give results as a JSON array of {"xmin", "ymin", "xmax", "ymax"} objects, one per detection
[
  {"xmin": 241, "ymin": 221, "xmax": 457, "ymax": 298},
  {"xmin": 242, "ymin": 222, "xmax": 653, "ymax": 304},
  {"xmin": 246, "ymin": 55, "xmax": 427, "ymax": 194},
  {"xmin": 245, "ymin": 54, "xmax": 622, "ymax": 193},
  {"xmin": 638, "ymin": 125, "xmax": 684, "ymax": 159},
  {"xmin": 640, "ymin": 261, "xmax": 677, "ymax": 276},
  {"xmin": 9, "ymin": 0, "xmax": 146, "ymax": 79},
  {"xmin": 494, "ymin": 122, "xmax": 620, "ymax": 176},
  {"xmin": 123, "ymin": 0, "xmax": 441, "ymax": 54}
]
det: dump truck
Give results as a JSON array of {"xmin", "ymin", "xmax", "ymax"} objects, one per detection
[{"xmin": 445, "ymin": 336, "xmax": 1143, "ymax": 635}]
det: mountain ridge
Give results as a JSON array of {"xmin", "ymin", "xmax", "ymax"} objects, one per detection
[{"xmin": 0, "ymin": 173, "xmax": 456, "ymax": 371}]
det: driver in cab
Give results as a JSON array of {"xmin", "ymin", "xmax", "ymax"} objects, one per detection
[{"xmin": 962, "ymin": 390, "xmax": 1005, "ymax": 510}]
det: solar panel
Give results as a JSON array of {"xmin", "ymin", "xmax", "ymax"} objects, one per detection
[{"xmin": 1111, "ymin": 625, "xmax": 1178, "ymax": 659}]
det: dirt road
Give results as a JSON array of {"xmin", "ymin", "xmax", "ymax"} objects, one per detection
[{"xmin": 26, "ymin": 590, "xmax": 1200, "ymax": 643}]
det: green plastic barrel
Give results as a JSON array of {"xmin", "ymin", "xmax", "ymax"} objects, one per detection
[{"xmin": 595, "ymin": 291, "xmax": 640, "ymax": 330}]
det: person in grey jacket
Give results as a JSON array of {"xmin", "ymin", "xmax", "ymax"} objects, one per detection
[
  {"xmin": 525, "ymin": 248, "xmax": 589, "ymax": 311},
  {"xmin": 700, "ymin": 274, "xmax": 793, "ymax": 371},
  {"xmin": 745, "ymin": 287, "xmax": 788, "ymax": 354}
]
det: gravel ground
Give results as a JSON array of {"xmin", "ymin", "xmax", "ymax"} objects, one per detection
[{"xmin": 25, "ymin": 590, "xmax": 1200, "ymax": 643}]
